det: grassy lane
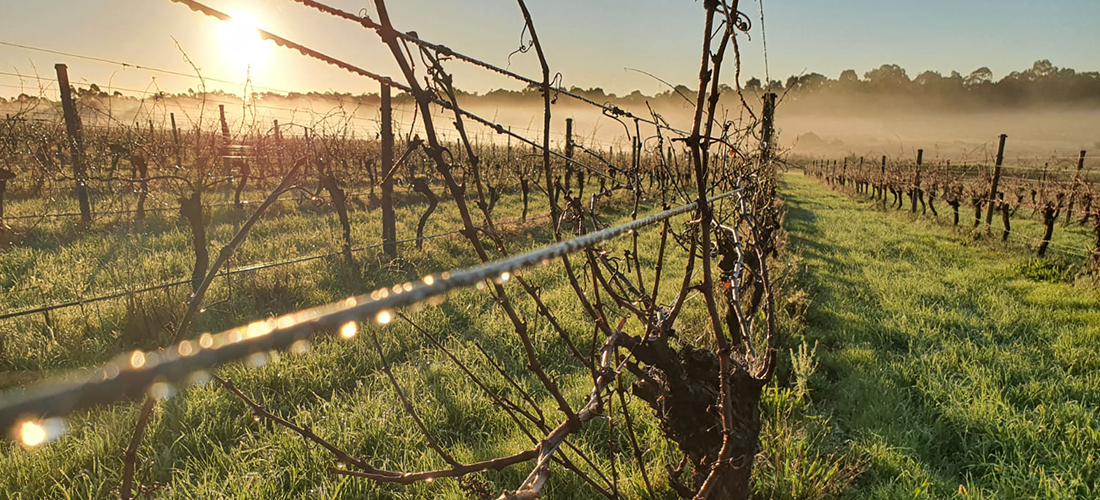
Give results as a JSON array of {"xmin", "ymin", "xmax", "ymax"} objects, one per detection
[
  {"xmin": 780, "ymin": 172, "xmax": 1100, "ymax": 499},
  {"xmin": 0, "ymin": 188, "xmax": 541, "ymax": 374},
  {"xmin": 0, "ymin": 190, "xmax": 698, "ymax": 499}
]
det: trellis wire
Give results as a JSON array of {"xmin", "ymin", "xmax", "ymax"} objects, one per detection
[{"xmin": 0, "ymin": 191, "xmax": 736, "ymax": 432}]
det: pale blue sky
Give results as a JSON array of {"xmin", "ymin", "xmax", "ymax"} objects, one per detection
[{"xmin": 1, "ymin": 0, "xmax": 1097, "ymax": 98}]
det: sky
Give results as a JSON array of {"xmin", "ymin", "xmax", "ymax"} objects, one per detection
[{"xmin": 0, "ymin": 0, "xmax": 1098, "ymax": 99}]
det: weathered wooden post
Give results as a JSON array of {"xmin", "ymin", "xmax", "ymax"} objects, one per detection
[
  {"xmin": 170, "ymin": 112, "xmax": 182, "ymax": 166},
  {"xmin": 1065, "ymin": 150, "xmax": 1086, "ymax": 225},
  {"xmin": 219, "ymin": 105, "xmax": 250, "ymax": 209},
  {"xmin": 380, "ymin": 83, "xmax": 397, "ymax": 258},
  {"xmin": 55, "ymin": 63, "xmax": 92, "ymax": 224},
  {"xmin": 880, "ymin": 155, "xmax": 887, "ymax": 208},
  {"xmin": 858, "ymin": 156, "xmax": 866, "ymax": 195},
  {"xmin": 985, "ymin": 134, "xmax": 1007, "ymax": 228},
  {"xmin": 761, "ymin": 93, "xmax": 776, "ymax": 165},
  {"xmin": 911, "ymin": 149, "xmax": 923, "ymax": 213},
  {"xmin": 842, "ymin": 158, "xmax": 848, "ymax": 188}
]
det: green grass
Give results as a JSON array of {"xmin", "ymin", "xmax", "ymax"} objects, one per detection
[
  {"xmin": 18, "ymin": 168, "xmax": 1066, "ymax": 500},
  {"xmin": 0, "ymin": 185, "xmax": 731, "ymax": 499},
  {"xmin": 0, "ymin": 185, "xmax": 537, "ymax": 374},
  {"xmin": 781, "ymin": 172, "xmax": 1100, "ymax": 499}
]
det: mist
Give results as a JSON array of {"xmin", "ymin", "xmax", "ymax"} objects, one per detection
[{"xmin": 3, "ymin": 58, "xmax": 1098, "ymax": 163}]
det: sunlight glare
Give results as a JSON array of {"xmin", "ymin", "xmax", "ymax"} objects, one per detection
[
  {"xmin": 19, "ymin": 421, "xmax": 46, "ymax": 447},
  {"xmin": 17, "ymin": 418, "xmax": 66, "ymax": 447},
  {"xmin": 340, "ymin": 321, "xmax": 359, "ymax": 339},
  {"xmin": 217, "ymin": 11, "xmax": 271, "ymax": 70}
]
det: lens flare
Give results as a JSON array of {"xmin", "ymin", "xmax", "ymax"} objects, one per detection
[
  {"xmin": 18, "ymin": 421, "xmax": 47, "ymax": 447},
  {"xmin": 339, "ymin": 321, "xmax": 358, "ymax": 339},
  {"xmin": 17, "ymin": 418, "xmax": 66, "ymax": 447}
]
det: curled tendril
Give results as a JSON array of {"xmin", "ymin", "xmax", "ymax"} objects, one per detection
[
  {"xmin": 600, "ymin": 102, "xmax": 627, "ymax": 118},
  {"xmin": 506, "ymin": 23, "xmax": 533, "ymax": 69},
  {"xmin": 733, "ymin": 11, "xmax": 752, "ymax": 33},
  {"xmin": 550, "ymin": 73, "xmax": 563, "ymax": 104}
]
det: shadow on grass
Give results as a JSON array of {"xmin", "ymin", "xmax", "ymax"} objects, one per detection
[{"xmin": 780, "ymin": 172, "xmax": 1100, "ymax": 499}]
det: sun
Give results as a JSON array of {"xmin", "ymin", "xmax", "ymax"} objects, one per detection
[{"xmin": 217, "ymin": 11, "xmax": 271, "ymax": 70}]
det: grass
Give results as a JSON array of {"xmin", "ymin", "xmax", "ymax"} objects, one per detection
[
  {"xmin": 780, "ymin": 171, "xmax": 1100, "ymax": 499},
  {"xmin": 6, "ymin": 169, "xmax": 1010, "ymax": 499},
  {"xmin": 0, "ymin": 185, "xmax": 536, "ymax": 374},
  {"xmin": 0, "ymin": 184, "xmax": 736, "ymax": 499}
]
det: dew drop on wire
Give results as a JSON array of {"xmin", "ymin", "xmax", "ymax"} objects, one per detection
[
  {"xmin": 18, "ymin": 421, "xmax": 47, "ymax": 447},
  {"xmin": 17, "ymin": 418, "xmax": 65, "ymax": 447},
  {"xmin": 130, "ymin": 351, "xmax": 146, "ymax": 369},
  {"xmin": 340, "ymin": 321, "xmax": 358, "ymax": 339}
]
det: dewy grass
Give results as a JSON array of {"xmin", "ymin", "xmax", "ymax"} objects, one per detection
[
  {"xmin": 0, "ymin": 187, "xmax": 539, "ymax": 373},
  {"xmin": 780, "ymin": 172, "xmax": 1100, "ymax": 499},
  {"xmin": 0, "ymin": 187, "xmax": 731, "ymax": 499},
  {"xmin": 16, "ymin": 169, "xmax": 1091, "ymax": 499}
]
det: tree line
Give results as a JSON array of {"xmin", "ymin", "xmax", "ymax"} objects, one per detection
[
  {"xmin": 4, "ymin": 60, "xmax": 1097, "ymax": 112},
  {"xmin": 748, "ymin": 60, "xmax": 1100, "ymax": 107}
]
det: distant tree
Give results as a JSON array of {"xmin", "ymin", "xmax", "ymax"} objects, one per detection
[
  {"xmin": 782, "ymin": 73, "xmax": 828, "ymax": 94},
  {"xmin": 1031, "ymin": 59, "xmax": 1056, "ymax": 78},
  {"xmin": 785, "ymin": 75, "xmax": 800, "ymax": 91},
  {"xmin": 912, "ymin": 70, "xmax": 965, "ymax": 99},
  {"xmin": 834, "ymin": 69, "xmax": 861, "ymax": 92},
  {"xmin": 863, "ymin": 64, "xmax": 910, "ymax": 91},
  {"xmin": 584, "ymin": 87, "xmax": 607, "ymax": 100},
  {"xmin": 745, "ymin": 77, "xmax": 762, "ymax": 91},
  {"xmin": 914, "ymin": 70, "xmax": 943, "ymax": 86},
  {"xmin": 964, "ymin": 67, "xmax": 993, "ymax": 87},
  {"xmin": 484, "ymin": 88, "xmax": 522, "ymax": 99},
  {"xmin": 76, "ymin": 83, "xmax": 107, "ymax": 99}
]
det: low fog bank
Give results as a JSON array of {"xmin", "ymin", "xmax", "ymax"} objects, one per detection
[
  {"xmin": 775, "ymin": 102, "xmax": 1100, "ymax": 161},
  {"xmin": 3, "ymin": 89, "xmax": 1097, "ymax": 161}
]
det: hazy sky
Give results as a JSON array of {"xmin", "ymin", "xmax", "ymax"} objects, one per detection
[{"xmin": 1, "ymin": 0, "xmax": 1097, "ymax": 99}]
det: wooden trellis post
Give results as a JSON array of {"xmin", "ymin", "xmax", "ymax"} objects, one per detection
[
  {"xmin": 55, "ymin": 63, "xmax": 92, "ymax": 224},
  {"xmin": 1065, "ymin": 150, "xmax": 1086, "ymax": 225},
  {"xmin": 985, "ymin": 134, "xmax": 1007, "ymax": 228},
  {"xmin": 381, "ymin": 83, "xmax": 397, "ymax": 258}
]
